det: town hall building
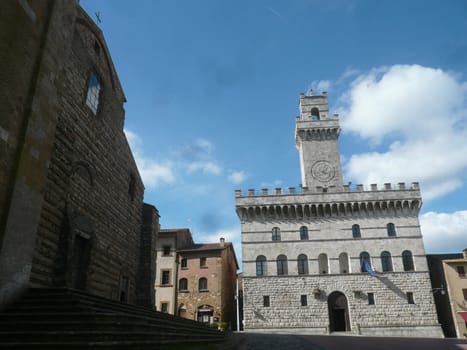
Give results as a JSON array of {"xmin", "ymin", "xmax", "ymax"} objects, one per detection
[{"xmin": 235, "ymin": 92, "xmax": 443, "ymax": 337}]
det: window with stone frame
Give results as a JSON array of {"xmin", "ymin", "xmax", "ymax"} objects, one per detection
[
  {"xmin": 163, "ymin": 245, "xmax": 171, "ymax": 256},
  {"xmin": 368, "ymin": 293, "xmax": 375, "ymax": 305},
  {"xmin": 352, "ymin": 224, "xmax": 361, "ymax": 238},
  {"xmin": 198, "ymin": 277, "xmax": 208, "ymax": 291},
  {"xmin": 457, "ymin": 265, "xmax": 466, "ymax": 278},
  {"xmin": 299, "ymin": 226, "xmax": 309, "ymax": 240},
  {"xmin": 85, "ymin": 71, "xmax": 101, "ymax": 114},
  {"xmin": 300, "ymin": 295, "xmax": 308, "ymax": 306},
  {"xmin": 179, "ymin": 278, "xmax": 188, "ymax": 291},
  {"xmin": 272, "ymin": 227, "xmax": 281, "ymax": 241},
  {"xmin": 200, "ymin": 257, "xmax": 207, "ymax": 268},
  {"xmin": 406, "ymin": 292, "xmax": 415, "ymax": 304},
  {"xmin": 381, "ymin": 251, "xmax": 393, "ymax": 272},
  {"xmin": 360, "ymin": 252, "xmax": 371, "ymax": 273},
  {"xmin": 463, "ymin": 289, "xmax": 467, "ymax": 301},
  {"xmin": 160, "ymin": 302, "xmax": 169, "ymax": 313},
  {"xmin": 297, "ymin": 254, "xmax": 309, "ymax": 275},
  {"xmin": 318, "ymin": 253, "xmax": 329, "ymax": 274},
  {"xmin": 276, "ymin": 255, "xmax": 288, "ymax": 275},
  {"xmin": 161, "ymin": 270, "xmax": 170, "ymax": 286},
  {"xmin": 387, "ymin": 223, "xmax": 396, "ymax": 237},
  {"xmin": 263, "ymin": 295, "xmax": 270, "ymax": 307},
  {"xmin": 256, "ymin": 255, "xmax": 267, "ymax": 276},
  {"xmin": 402, "ymin": 250, "xmax": 414, "ymax": 271},
  {"xmin": 181, "ymin": 258, "xmax": 188, "ymax": 269}
]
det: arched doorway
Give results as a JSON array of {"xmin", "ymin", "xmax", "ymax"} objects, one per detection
[
  {"xmin": 197, "ymin": 305, "xmax": 214, "ymax": 324},
  {"xmin": 328, "ymin": 291, "xmax": 350, "ymax": 332}
]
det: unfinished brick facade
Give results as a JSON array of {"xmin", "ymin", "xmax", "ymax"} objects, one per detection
[{"xmin": 0, "ymin": 1, "xmax": 158, "ymax": 308}]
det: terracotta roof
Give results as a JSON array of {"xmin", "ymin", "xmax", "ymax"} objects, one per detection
[{"xmin": 177, "ymin": 242, "xmax": 233, "ymax": 252}]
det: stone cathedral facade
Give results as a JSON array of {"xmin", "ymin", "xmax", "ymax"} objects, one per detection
[{"xmin": 235, "ymin": 92, "xmax": 443, "ymax": 337}]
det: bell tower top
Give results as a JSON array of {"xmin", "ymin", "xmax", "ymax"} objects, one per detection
[{"xmin": 295, "ymin": 92, "xmax": 344, "ymax": 193}]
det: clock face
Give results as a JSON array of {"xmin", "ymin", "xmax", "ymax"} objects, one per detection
[{"xmin": 311, "ymin": 160, "xmax": 335, "ymax": 182}]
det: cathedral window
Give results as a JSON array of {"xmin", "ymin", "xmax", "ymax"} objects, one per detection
[
  {"xmin": 277, "ymin": 255, "xmax": 288, "ymax": 275},
  {"xmin": 299, "ymin": 226, "xmax": 309, "ymax": 240},
  {"xmin": 387, "ymin": 223, "xmax": 396, "ymax": 237},
  {"xmin": 297, "ymin": 254, "xmax": 309, "ymax": 275},
  {"xmin": 318, "ymin": 253, "xmax": 329, "ymax": 274},
  {"xmin": 381, "ymin": 251, "xmax": 393, "ymax": 272},
  {"xmin": 352, "ymin": 224, "xmax": 361, "ymax": 238},
  {"xmin": 179, "ymin": 278, "xmax": 188, "ymax": 291},
  {"xmin": 360, "ymin": 252, "xmax": 371, "ymax": 273},
  {"xmin": 272, "ymin": 227, "xmax": 281, "ymax": 241},
  {"xmin": 402, "ymin": 250, "xmax": 414, "ymax": 271},
  {"xmin": 85, "ymin": 71, "xmax": 101, "ymax": 114},
  {"xmin": 198, "ymin": 277, "xmax": 208, "ymax": 291},
  {"xmin": 256, "ymin": 255, "xmax": 267, "ymax": 276}
]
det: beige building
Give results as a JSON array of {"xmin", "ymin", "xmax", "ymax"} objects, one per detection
[
  {"xmin": 154, "ymin": 230, "xmax": 239, "ymax": 328},
  {"xmin": 428, "ymin": 250, "xmax": 467, "ymax": 338},
  {"xmin": 235, "ymin": 92, "xmax": 442, "ymax": 337}
]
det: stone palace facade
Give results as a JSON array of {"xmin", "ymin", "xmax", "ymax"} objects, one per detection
[{"xmin": 235, "ymin": 92, "xmax": 443, "ymax": 337}]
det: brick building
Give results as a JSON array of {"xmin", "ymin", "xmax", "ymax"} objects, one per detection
[
  {"xmin": 235, "ymin": 92, "xmax": 442, "ymax": 337},
  {"xmin": 0, "ymin": 1, "xmax": 158, "ymax": 308},
  {"xmin": 154, "ymin": 228, "xmax": 238, "ymax": 328}
]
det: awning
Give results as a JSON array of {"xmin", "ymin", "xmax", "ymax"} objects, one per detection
[{"xmin": 458, "ymin": 311, "xmax": 467, "ymax": 322}]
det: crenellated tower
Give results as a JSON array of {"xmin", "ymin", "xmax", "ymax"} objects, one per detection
[{"xmin": 295, "ymin": 92, "xmax": 344, "ymax": 192}]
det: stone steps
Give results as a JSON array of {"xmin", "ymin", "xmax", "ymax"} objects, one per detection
[{"xmin": 0, "ymin": 288, "xmax": 225, "ymax": 349}]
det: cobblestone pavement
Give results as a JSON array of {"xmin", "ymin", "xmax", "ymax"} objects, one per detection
[{"xmin": 218, "ymin": 332, "xmax": 467, "ymax": 350}]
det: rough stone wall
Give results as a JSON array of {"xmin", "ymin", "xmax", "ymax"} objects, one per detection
[
  {"xmin": 0, "ymin": 0, "xmax": 78, "ymax": 307},
  {"xmin": 136, "ymin": 204, "xmax": 159, "ymax": 308},
  {"xmin": 28, "ymin": 6, "xmax": 145, "ymax": 303},
  {"xmin": 243, "ymin": 272, "xmax": 439, "ymax": 334}
]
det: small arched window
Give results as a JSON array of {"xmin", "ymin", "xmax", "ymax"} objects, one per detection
[
  {"xmin": 272, "ymin": 227, "xmax": 281, "ymax": 241},
  {"xmin": 318, "ymin": 253, "xmax": 329, "ymax": 274},
  {"xmin": 179, "ymin": 278, "xmax": 188, "ymax": 291},
  {"xmin": 198, "ymin": 277, "xmax": 208, "ymax": 291},
  {"xmin": 339, "ymin": 252, "xmax": 350, "ymax": 274},
  {"xmin": 352, "ymin": 224, "xmax": 361, "ymax": 238},
  {"xmin": 297, "ymin": 254, "xmax": 309, "ymax": 275},
  {"xmin": 381, "ymin": 251, "xmax": 393, "ymax": 272},
  {"xmin": 277, "ymin": 255, "xmax": 288, "ymax": 275},
  {"xmin": 402, "ymin": 250, "xmax": 415, "ymax": 271},
  {"xmin": 360, "ymin": 252, "xmax": 371, "ymax": 272},
  {"xmin": 311, "ymin": 107, "xmax": 320, "ymax": 120},
  {"xmin": 256, "ymin": 255, "xmax": 267, "ymax": 276},
  {"xmin": 299, "ymin": 226, "xmax": 309, "ymax": 240},
  {"xmin": 387, "ymin": 223, "xmax": 396, "ymax": 237}
]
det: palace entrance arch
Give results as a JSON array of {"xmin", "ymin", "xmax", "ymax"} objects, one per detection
[{"xmin": 328, "ymin": 291, "xmax": 350, "ymax": 332}]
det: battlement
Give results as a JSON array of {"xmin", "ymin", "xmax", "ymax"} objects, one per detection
[{"xmin": 235, "ymin": 182, "xmax": 420, "ymax": 198}]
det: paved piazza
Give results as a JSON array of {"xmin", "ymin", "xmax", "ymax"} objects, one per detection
[{"xmin": 218, "ymin": 333, "xmax": 467, "ymax": 350}]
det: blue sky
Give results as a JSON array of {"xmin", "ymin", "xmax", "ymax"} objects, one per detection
[{"xmin": 81, "ymin": 0, "xmax": 467, "ymax": 263}]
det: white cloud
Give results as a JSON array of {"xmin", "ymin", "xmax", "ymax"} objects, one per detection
[
  {"xmin": 187, "ymin": 161, "xmax": 222, "ymax": 175},
  {"xmin": 420, "ymin": 211, "xmax": 467, "ymax": 253},
  {"xmin": 307, "ymin": 80, "xmax": 332, "ymax": 95},
  {"xmin": 260, "ymin": 179, "xmax": 283, "ymax": 188},
  {"xmin": 124, "ymin": 129, "xmax": 176, "ymax": 189},
  {"xmin": 337, "ymin": 65, "xmax": 467, "ymax": 200},
  {"xmin": 228, "ymin": 170, "xmax": 247, "ymax": 184}
]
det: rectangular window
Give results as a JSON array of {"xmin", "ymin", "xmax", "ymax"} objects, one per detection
[
  {"xmin": 200, "ymin": 257, "xmax": 207, "ymax": 268},
  {"xmin": 368, "ymin": 292, "xmax": 375, "ymax": 305},
  {"xmin": 161, "ymin": 270, "xmax": 170, "ymax": 286},
  {"xmin": 457, "ymin": 266, "xmax": 466, "ymax": 278},
  {"xmin": 85, "ymin": 71, "xmax": 101, "ymax": 114},
  {"xmin": 160, "ymin": 302, "xmax": 169, "ymax": 313},
  {"xmin": 463, "ymin": 289, "xmax": 467, "ymax": 301},
  {"xmin": 181, "ymin": 258, "xmax": 187, "ymax": 269},
  {"xmin": 300, "ymin": 295, "xmax": 307, "ymax": 306},
  {"xmin": 263, "ymin": 296, "xmax": 270, "ymax": 307},
  {"xmin": 163, "ymin": 245, "xmax": 171, "ymax": 256},
  {"xmin": 407, "ymin": 292, "xmax": 415, "ymax": 304}
]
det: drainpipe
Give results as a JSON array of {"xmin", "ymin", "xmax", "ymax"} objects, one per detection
[{"xmin": 236, "ymin": 277, "xmax": 240, "ymax": 331}]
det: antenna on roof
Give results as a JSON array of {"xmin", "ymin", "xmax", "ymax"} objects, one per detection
[{"xmin": 95, "ymin": 11, "xmax": 102, "ymax": 25}]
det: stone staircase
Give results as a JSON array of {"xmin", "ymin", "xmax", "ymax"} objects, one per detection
[{"xmin": 0, "ymin": 288, "xmax": 225, "ymax": 349}]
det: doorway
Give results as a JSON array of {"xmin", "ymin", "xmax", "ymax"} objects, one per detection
[{"xmin": 328, "ymin": 291, "xmax": 350, "ymax": 332}]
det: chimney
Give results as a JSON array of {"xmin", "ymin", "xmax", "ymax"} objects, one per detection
[{"xmin": 220, "ymin": 237, "xmax": 225, "ymax": 247}]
